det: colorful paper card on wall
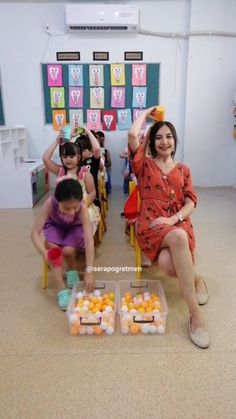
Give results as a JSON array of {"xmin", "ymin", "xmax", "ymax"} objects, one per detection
[
  {"xmin": 117, "ymin": 109, "xmax": 132, "ymax": 130},
  {"xmin": 111, "ymin": 64, "xmax": 125, "ymax": 86},
  {"xmin": 132, "ymin": 87, "xmax": 147, "ymax": 109},
  {"xmin": 52, "ymin": 110, "xmax": 66, "ymax": 131},
  {"xmin": 69, "ymin": 109, "xmax": 83, "ymax": 128},
  {"xmin": 132, "ymin": 64, "xmax": 146, "ymax": 86},
  {"xmin": 133, "ymin": 109, "xmax": 146, "ymax": 130},
  {"xmin": 69, "ymin": 87, "xmax": 83, "ymax": 108},
  {"xmin": 47, "ymin": 64, "xmax": 62, "ymax": 87},
  {"xmin": 89, "ymin": 65, "xmax": 104, "ymax": 86},
  {"xmin": 111, "ymin": 87, "xmax": 125, "ymax": 108},
  {"xmin": 101, "ymin": 110, "xmax": 117, "ymax": 131},
  {"xmin": 87, "ymin": 110, "xmax": 102, "ymax": 130},
  {"xmin": 90, "ymin": 87, "xmax": 104, "ymax": 108},
  {"xmin": 50, "ymin": 87, "xmax": 65, "ymax": 108},
  {"xmin": 68, "ymin": 65, "xmax": 83, "ymax": 86}
]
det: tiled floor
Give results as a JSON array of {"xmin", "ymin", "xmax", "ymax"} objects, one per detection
[{"xmin": 0, "ymin": 187, "xmax": 236, "ymax": 419}]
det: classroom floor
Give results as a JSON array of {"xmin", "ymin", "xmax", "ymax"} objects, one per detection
[{"xmin": 0, "ymin": 186, "xmax": 236, "ymax": 419}]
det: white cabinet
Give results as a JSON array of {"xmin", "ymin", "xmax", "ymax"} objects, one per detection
[
  {"xmin": 0, "ymin": 127, "xmax": 49, "ymax": 208},
  {"xmin": 0, "ymin": 127, "xmax": 28, "ymax": 169}
]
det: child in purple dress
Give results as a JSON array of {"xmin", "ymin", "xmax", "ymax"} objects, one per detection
[
  {"xmin": 31, "ymin": 178, "xmax": 94, "ymax": 310},
  {"xmin": 43, "ymin": 131, "xmax": 100, "ymax": 235}
]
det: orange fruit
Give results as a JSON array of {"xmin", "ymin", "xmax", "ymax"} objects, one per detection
[
  {"xmin": 138, "ymin": 307, "xmax": 145, "ymax": 313},
  {"xmin": 146, "ymin": 307, "xmax": 153, "ymax": 312},
  {"xmin": 92, "ymin": 307, "xmax": 98, "ymax": 313},
  {"xmin": 95, "ymin": 302, "xmax": 102, "ymax": 311},
  {"xmin": 103, "ymin": 298, "xmax": 110, "ymax": 305},
  {"xmin": 130, "ymin": 323, "xmax": 140, "ymax": 335},
  {"xmin": 109, "ymin": 292, "xmax": 115, "ymax": 301},
  {"xmin": 88, "ymin": 302, "xmax": 94, "ymax": 310},
  {"xmin": 94, "ymin": 326, "xmax": 103, "ymax": 335},
  {"xmin": 91, "ymin": 297, "xmax": 98, "ymax": 304},
  {"xmin": 70, "ymin": 324, "xmax": 79, "ymax": 336}
]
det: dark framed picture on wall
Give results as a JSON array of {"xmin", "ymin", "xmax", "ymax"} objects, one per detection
[
  {"xmin": 124, "ymin": 51, "xmax": 143, "ymax": 61},
  {"xmin": 56, "ymin": 52, "xmax": 80, "ymax": 61},
  {"xmin": 93, "ymin": 52, "xmax": 109, "ymax": 61}
]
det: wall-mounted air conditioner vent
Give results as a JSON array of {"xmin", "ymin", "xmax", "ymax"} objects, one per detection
[
  {"xmin": 65, "ymin": 3, "xmax": 139, "ymax": 33},
  {"xmin": 69, "ymin": 25, "xmax": 131, "ymax": 32}
]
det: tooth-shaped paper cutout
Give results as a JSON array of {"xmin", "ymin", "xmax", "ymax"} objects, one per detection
[
  {"xmin": 71, "ymin": 67, "xmax": 80, "ymax": 82},
  {"xmin": 104, "ymin": 114, "xmax": 113, "ymax": 130},
  {"xmin": 53, "ymin": 91, "xmax": 62, "ymax": 105},
  {"xmin": 136, "ymin": 92, "xmax": 145, "ymax": 108},
  {"xmin": 56, "ymin": 113, "xmax": 64, "ymax": 126},
  {"xmin": 114, "ymin": 89, "xmax": 123, "ymax": 103},
  {"xmin": 71, "ymin": 90, "xmax": 80, "ymax": 104},
  {"xmin": 49, "ymin": 66, "xmax": 59, "ymax": 81}
]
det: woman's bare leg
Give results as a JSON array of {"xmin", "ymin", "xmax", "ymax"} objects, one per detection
[
  {"xmin": 158, "ymin": 248, "xmax": 207, "ymax": 295},
  {"xmin": 157, "ymin": 248, "xmax": 176, "ymax": 277},
  {"xmin": 160, "ymin": 229, "xmax": 205, "ymax": 332}
]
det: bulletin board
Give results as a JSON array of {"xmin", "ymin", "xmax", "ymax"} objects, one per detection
[
  {"xmin": 0, "ymin": 78, "xmax": 4, "ymax": 126},
  {"xmin": 42, "ymin": 63, "xmax": 160, "ymax": 131}
]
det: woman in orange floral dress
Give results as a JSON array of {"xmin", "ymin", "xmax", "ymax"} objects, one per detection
[{"xmin": 128, "ymin": 107, "xmax": 209, "ymax": 349}]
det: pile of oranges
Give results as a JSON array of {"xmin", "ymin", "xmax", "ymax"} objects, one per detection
[
  {"xmin": 120, "ymin": 291, "xmax": 166, "ymax": 335},
  {"xmin": 68, "ymin": 289, "xmax": 115, "ymax": 336}
]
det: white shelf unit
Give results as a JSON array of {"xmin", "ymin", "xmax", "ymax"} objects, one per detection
[
  {"xmin": 0, "ymin": 127, "xmax": 28, "ymax": 169},
  {"xmin": 0, "ymin": 127, "xmax": 49, "ymax": 208}
]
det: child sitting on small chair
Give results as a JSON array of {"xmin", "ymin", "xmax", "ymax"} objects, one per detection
[
  {"xmin": 42, "ymin": 130, "xmax": 100, "ymax": 235},
  {"xmin": 31, "ymin": 178, "xmax": 95, "ymax": 310}
]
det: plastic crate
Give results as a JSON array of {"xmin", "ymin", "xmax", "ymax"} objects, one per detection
[
  {"xmin": 66, "ymin": 280, "xmax": 117, "ymax": 336},
  {"xmin": 119, "ymin": 279, "xmax": 168, "ymax": 335}
]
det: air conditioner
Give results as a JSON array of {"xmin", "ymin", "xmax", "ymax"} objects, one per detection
[{"xmin": 65, "ymin": 3, "xmax": 139, "ymax": 33}]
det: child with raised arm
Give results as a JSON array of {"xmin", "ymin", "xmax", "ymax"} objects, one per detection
[
  {"xmin": 75, "ymin": 134, "xmax": 103, "ymax": 209},
  {"xmin": 31, "ymin": 178, "xmax": 95, "ymax": 310},
  {"xmin": 42, "ymin": 130, "xmax": 100, "ymax": 234},
  {"xmin": 96, "ymin": 130, "xmax": 112, "ymax": 195}
]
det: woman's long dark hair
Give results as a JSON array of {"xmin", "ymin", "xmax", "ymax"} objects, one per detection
[{"xmin": 149, "ymin": 121, "xmax": 178, "ymax": 158}]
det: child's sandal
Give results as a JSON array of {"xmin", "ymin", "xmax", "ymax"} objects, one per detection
[
  {"xmin": 66, "ymin": 270, "xmax": 80, "ymax": 289},
  {"xmin": 57, "ymin": 289, "xmax": 71, "ymax": 311}
]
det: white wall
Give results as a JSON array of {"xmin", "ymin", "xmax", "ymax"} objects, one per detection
[
  {"xmin": 184, "ymin": 0, "xmax": 236, "ymax": 186},
  {"xmin": 0, "ymin": 0, "xmax": 235, "ymax": 187}
]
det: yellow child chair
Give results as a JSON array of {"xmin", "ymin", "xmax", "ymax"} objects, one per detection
[
  {"xmin": 95, "ymin": 171, "xmax": 108, "ymax": 244},
  {"xmin": 127, "ymin": 180, "xmax": 141, "ymax": 279}
]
